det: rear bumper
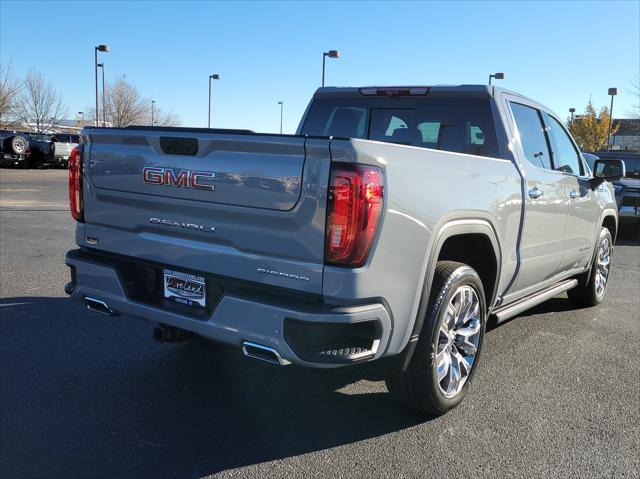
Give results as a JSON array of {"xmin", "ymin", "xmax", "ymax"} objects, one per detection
[
  {"xmin": 0, "ymin": 153, "xmax": 26, "ymax": 165},
  {"xmin": 65, "ymin": 249, "xmax": 392, "ymax": 368}
]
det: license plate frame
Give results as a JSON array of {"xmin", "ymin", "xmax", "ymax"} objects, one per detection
[{"xmin": 163, "ymin": 268, "xmax": 206, "ymax": 309}]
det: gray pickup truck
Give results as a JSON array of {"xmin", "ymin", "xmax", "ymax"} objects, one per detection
[
  {"xmin": 65, "ymin": 85, "xmax": 624, "ymax": 415},
  {"xmin": 49, "ymin": 133, "xmax": 80, "ymax": 168}
]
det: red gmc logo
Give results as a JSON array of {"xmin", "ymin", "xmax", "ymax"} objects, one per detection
[{"xmin": 143, "ymin": 167, "xmax": 215, "ymax": 191}]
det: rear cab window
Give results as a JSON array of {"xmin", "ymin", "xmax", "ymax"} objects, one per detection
[
  {"xmin": 510, "ymin": 102, "xmax": 553, "ymax": 170},
  {"xmin": 301, "ymin": 95, "xmax": 501, "ymax": 158}
]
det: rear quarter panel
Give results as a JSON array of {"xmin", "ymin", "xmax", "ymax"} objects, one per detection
[{"xmin": 324, "ymin": 139, "xmax": 522, "ymax": 354}]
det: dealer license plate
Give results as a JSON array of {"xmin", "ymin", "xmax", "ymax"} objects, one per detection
[{"xmin": 163, "ymin": 269, "xmax": 206, "ymax": 308}]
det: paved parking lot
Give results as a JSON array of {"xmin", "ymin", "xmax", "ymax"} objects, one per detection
[{"xmin": 1, "ymin": 168, "xmax": 639, "ymax": 478}]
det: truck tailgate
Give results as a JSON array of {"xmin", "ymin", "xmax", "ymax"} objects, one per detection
[{"xmin": 82, "ymin": 129, "xmax": 331, "ymax": 294}]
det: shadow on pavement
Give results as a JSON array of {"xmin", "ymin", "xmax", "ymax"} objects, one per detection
[{"xmin": 0, "ymin": 296, "xmax": 423, "ymax": 478}]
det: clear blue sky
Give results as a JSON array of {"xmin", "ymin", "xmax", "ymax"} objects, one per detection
[{"xmin": 1, "ymin": 0, "xmax": 638, "ymax": 133}]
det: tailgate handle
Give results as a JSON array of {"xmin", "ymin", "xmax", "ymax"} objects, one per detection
[{"xmin": 160, "ymin": 137, "xmax": 199, "ymax": 156}]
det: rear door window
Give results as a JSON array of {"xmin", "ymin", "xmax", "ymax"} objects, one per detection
[{"xmin": 510, "ymin": 102, "xmax": 552, "ymax": 170}]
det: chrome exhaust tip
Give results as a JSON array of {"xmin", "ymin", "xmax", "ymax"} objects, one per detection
[
  {"xmin": 84, "ymin": 297, "xmax": 117, "ymax": 316},
  {"xmin": 242, "ymin": 341, "xmax": 289, "ymax": 366}
]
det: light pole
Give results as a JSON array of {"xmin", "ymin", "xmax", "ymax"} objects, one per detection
[
  {"xmin": 97, "ymin": 63, "xmax": 106, "ymax": 126},
  {"xmin": 94, "ymin": 44, "xmax": 110, "ymax": 126},
  {"xmin": 488, "ymin": 72, "xmax": 504, "ymax": 85},
  {"xmin": 151, "ymin": 100, "xmax": 155, "ymax": 126},
  {"xmin": 607, "ymin": 87, "xmax": 617, "ymax": 151},
  {"xmin": 78, "ymin": 111, "xmax": 84, "ymax": 127},
  {"xmin": 208, "ymin": 74, "xmax": 220, "ymax": 128},
  {"xmin": 278, "ymin": 101, "xmax": 283, "ymax": 134},
  {"xmin": 322, "ymin": 50, "xmax": 340, "ymax": 87},
  {"xmin": 569, "ymin": 108, "xmax": 575, "ymax": 127}
]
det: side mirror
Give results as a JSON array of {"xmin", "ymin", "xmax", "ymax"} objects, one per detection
[{"xmin": 590, "ymin": 158, "xmax": 625, "ymax": 188}]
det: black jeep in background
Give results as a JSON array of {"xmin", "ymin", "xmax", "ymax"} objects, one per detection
[{"xmin": 0, "ymin": 130, "xmax": 30, "ymax": 167}]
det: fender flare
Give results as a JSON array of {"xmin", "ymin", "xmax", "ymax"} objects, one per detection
[
  {"xmin": 399, "ymin": 219, "xmax": 502, "ymax": 371},
  {"xmin": 581, "ymin": 209, "xmax": 618, "ymax": 284},
  {"xmin": 599, "ymin": 209, "xmax": 618, "ymax": 241}
]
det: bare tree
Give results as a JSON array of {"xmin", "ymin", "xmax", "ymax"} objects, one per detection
[
  {"xmin": 89, "ymin": 77, "xmax": 181, "ymax": 128},
  {"xmin": 626, "ymin": 76, "xmax": 640, "ymax": 120},
  {"xmin": 105, "ymin": 77, "xmax": 148, "ymax": 127},
  {"xmin": 149, "ymin": 105, "xmax": 181, "ymax": 127},
  {"xmin": 0, "ymin": 61, "xmax": 22, "ymax": 127},
  {"xmin": 15, "ymin": 69, "xmax": 67, "ymax": 132}
]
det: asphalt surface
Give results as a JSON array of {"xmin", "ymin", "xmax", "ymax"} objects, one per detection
[{"xmin": 1, "ymin": 168, "xmax": 639, "ymax": 478}]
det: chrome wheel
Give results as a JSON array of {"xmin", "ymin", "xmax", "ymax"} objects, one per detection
[
  {"xmin": 13, "ymin": 137, "xmax": 27, "ymax": 154},
  {"xmin": 435, "ymin": 285, "xmax": 482, "ymax": 398},
  {"xmin": 595, "ymin": 237, "xmax": 611, "ymax": 297}
]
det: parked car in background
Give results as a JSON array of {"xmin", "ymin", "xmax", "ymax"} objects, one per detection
[
  {"xmin": 26, "ymin": 132, "xmax": 53, "ymax": 168},
  {"xmin": 49, "ymin": 134, "xmax": 80, "ymax": 168},
  {"xmin": 0, "ymin": 130, "xmax": 30, "ymax": 168},
  {"xmin": 66, "ymin": 85, "xmax": 623, "ymax": 416},
  {"xmin": 585, "ymin": 152, "xmax": 640, "ymax": 233}
]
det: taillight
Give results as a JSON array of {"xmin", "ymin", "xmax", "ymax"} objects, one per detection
[
  {"xmin": 325, "ymin": 163, "xmax": 384, "ymax": 267},
  {"xmin": 68, "ymin": 146, "xmax": 83, "ymax": 221}
]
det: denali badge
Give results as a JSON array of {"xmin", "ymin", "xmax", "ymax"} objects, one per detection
[
  {"xmin": 143, "ymin": 167, "xmax": 215, "ymax": 191},
  {"xmin": 150, "ymin": 217, "xmax": 215, "ymax": 233},
  {"xmin": 257, "ymin": 268, "xmax": 310, "ymax": 282}
]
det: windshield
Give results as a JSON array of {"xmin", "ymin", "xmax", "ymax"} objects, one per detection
[
  {"xmin": 301, "ymin": 96, "xmax": 500, "ymax": 158},
  {"xmin": 622, "ymin": 159, "xmax": 640, "ymax": 179},
  {"xmin": 582, "ymin": 153, "xmax": 599, "ymax": 170},
  {"xmin": 30, "ymin": 134, "xmax": 51, "ymax": 141}
]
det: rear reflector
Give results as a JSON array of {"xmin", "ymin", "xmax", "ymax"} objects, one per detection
[
  {"xmin": 326, "ymin": 163, "xmax": 384, "ymax": 267},
  {"xmin": 68, "ymin": 146, "xmax": 83, "ymax": 221}
]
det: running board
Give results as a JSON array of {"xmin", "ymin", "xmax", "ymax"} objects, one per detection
[{"xmin": 492, "ymin": 279, "xmax": 578, "ymax": 324}]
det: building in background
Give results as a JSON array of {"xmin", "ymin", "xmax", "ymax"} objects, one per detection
[{"xmin": 611, "ymin": 119, "xmax": 640, "ymax": 151}]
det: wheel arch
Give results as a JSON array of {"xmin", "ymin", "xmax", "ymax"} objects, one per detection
[
  {"xmin": 399, "ymin": 219, "xmax": 502, "ymax": 370},
  {"xmin": 580, "ymin": 210, "xmax": 618, "ymax": 285},
  {"xmin": 601, "ymin": 212, "xmax": 617, "ymax": 243}
]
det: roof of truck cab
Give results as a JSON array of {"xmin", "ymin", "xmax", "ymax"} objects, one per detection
[
  {"xmin": 315, "ymin": 84, "xmax": 542, "ymax": 103},
  {"xmin": 312, "ymin": 85, "xmax": 553, "ymax": 116}
]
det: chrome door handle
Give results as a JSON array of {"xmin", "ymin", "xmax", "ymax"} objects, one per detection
[
  {"xmin": 528, "ymin": 187, "xmax": 544, "ymax": 199},
  {"xmin": 569, "ymin": 190, "xmax": 579, "ymax": 199}
]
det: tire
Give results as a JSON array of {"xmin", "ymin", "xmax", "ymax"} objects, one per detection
[
  {"xmin": 386, "ymin": 261, "xmax": 486, "ymax": 416},
  {"xmin": 3, "ymin": 135, "xmax": 29, "ymax": 155},
  {"xmin": 567, "ymin": 227, "xmax": 613, "ymax": 307}
]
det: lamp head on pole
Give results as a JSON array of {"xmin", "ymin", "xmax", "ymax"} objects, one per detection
[
  {"xmin": 569, "ymin": 108, "xmax": 575, "ymax": 113},
  {"xmin": 325, "ymin": 50, "xmax": 340, "ymax": 58},
  {"xmin": 608, "ymin": 87, "xmax": 617, "ymax": 96},
  {"xmin": 210, "ymin": 74, "xmax": 220, "ymax": 80},
  {"xmin": 96, "ymin": 44, "xmax": 110, "ymax": 52}
]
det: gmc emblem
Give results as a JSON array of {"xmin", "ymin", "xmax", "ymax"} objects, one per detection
[{"xmin": 143, "ymin": 167, "xmax": 215, "ymax": 191}]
